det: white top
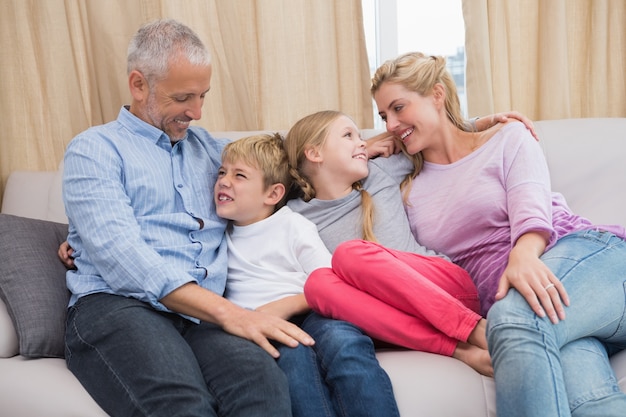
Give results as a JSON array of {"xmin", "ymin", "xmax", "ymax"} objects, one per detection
[{"xmin": 224, "ymin": 206, "xmax": 332, "ymax": 309}]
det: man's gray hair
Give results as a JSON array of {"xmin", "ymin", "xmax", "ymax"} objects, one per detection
[{"xmin": 127, "ymin": 19, "xmax": 211, "ymax": 83}]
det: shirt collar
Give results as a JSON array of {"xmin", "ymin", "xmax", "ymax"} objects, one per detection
[{"xmin": 117, "ymin": 105, "xmax": 189, "ymax": 149}]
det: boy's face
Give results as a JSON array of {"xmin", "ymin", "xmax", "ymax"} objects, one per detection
[{"xmin": 214, "ymin": 159, "xmax": 278, "ymax": 226}]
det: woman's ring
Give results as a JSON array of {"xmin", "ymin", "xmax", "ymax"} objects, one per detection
[{"xmin": 544, "ymin": 283, "xmax": 555, "ymax": 291}]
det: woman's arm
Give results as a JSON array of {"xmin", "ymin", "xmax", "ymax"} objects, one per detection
[{"xmin": 494, "ymin": 128, "xmax": 570, "ymax": 323}]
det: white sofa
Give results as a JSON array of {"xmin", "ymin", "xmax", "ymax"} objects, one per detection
[{"xmin": 1, "ymin": 118, "xmax": 626, "ymax": 417}]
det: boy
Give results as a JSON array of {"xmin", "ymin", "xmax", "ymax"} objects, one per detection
[
  {"xmin": 215, "ymin": 133, "xmax": 353, "ymax": 416},
  {"xmin": 214, "ymin": 132, "xmax": 331, "ymax": 320}
]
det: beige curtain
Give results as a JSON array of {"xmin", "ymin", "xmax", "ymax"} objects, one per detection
[
  {"xmin": 463, "ymin": 0, "xmax": 626, "ymax": 120},
  {"xmin": 0, "ymin": 0, "xmax": 372, "ymax": 203}
]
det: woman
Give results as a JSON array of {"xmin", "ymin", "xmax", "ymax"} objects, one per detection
[{"xmin": 371, "ymin": 51, "xmax": 626, "ymax": 416}]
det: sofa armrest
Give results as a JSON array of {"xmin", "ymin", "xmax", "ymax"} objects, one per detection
[{"xmin": 0, "ymin": 298, "xmax": 18, "ymax": 357}]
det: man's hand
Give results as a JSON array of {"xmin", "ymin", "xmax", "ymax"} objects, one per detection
[
  {"xmin": 58, "ymin": 240, "xmax": 76, "ymax": 269},
  {"xmin": 160, "ymin": 283, "xmax": 314, "ymax": 358},
  {"xmin": 222, "ymin": 307, "xmax": 315, "ymax": 357}
]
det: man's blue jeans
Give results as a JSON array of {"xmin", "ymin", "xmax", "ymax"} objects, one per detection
[
  {"xmin": 65, "ymin": 293, "xmax": 292, "ymax": 417},
  {"xmin": 277, "ymin": 312, "xmax": 400, "ymax": 417},
  {"xmin": 487, "ymin": 230, "xmax": 626, "ymax": 417}
]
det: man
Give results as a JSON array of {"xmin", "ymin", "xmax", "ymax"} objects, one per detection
[{"xmin": 63, "ymin": 18, "xmax": 312, "ymax": 417}]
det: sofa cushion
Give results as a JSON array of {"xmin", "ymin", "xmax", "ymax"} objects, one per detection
[{"xmin": 0, "ymin": 214, "xmax": 69, "ymax": 358}]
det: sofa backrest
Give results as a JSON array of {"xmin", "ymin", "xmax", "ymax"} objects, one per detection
[
  {"xmin": 1, "ymin": 165, "xmax": 66, "ymax": 223},
  {"xmin": 2, "ymin": 118, "xmax": 625, "ymax": 228},
  {"xmin": 535, "ymin": 118, "xmax": 626, "ymax": 227}
]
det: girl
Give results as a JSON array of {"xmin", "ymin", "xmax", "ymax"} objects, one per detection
[{"xmin": 285, "ymin": 110, "xmax": 492, "ymax": 375}]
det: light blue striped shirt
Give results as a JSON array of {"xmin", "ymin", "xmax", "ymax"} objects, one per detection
[{"xmin": 63, "ymin": 106, "xmax": 229, "ymax": 320}]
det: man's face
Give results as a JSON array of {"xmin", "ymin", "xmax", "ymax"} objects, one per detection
[{"xmin": 138, "ymin": 59, "xmax": 212, "ymax": 142}]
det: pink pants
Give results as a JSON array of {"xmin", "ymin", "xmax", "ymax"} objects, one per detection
[{"xmin": 304, "ymin": 240, "xmax": 482, "ymax": 356}]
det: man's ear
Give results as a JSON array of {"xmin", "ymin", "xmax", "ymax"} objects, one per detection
[
  {"xmin": 265, "ymin": 183, "xmax": 286, "ymax": 206},
  {"xmin": 128, "ymin": 70, "xmax": 149, "ymax": 102},
  {"xmin": 304, "ymin": 146, "xmax": 323, "ymax": 163}
]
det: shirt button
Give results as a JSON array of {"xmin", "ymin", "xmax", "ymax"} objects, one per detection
[{"xmin": 177, "ymin": 184, "xmax": 183, "ymax": 188}]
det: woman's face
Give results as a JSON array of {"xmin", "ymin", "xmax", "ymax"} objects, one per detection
[
  {"xmin": 374, "ymin": 81, "xmax": 440, "ymax": 155},
  {"xmin": 318, "ymin": 115, "xmax": 369, "ymax": 184}
]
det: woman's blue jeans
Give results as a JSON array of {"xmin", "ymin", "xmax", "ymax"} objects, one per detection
[
  {"xmin": 277, "ymin": 312, "xmax": 400, "ymax": 417},
  {"xmin": 65, "ymin": 293, "xmax": 292, "ymax": 417},
  {"xmin": 487, "ymin": 230, "xmax": 626, "ymax": 417}
]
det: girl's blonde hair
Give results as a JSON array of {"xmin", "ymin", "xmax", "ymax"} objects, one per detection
[
  {"xmin": 370, "ymin": 52, "xmax": 471, "ymax": 200},
  {"xmin": 284, "ymin": 110, "xmax": 378, "ymax": 242},
  {"xmin": 221, "ymin": 132, "xmax": 291, "ymax": 210}
]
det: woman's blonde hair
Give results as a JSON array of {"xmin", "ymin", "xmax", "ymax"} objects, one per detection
[
  {"xmin": 221, "ymin": 132, "xmax": 291, "ymax": 210},
  {"xmin": 370, "ymin": 52, "xmax": 471, "ymax": 200},
  {"xmin": 284, "ymin": 110, "xmax": 378, "ymax": 242}
]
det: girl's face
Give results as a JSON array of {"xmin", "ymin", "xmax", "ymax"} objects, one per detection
[
  {"xmin": 317, "ymin": 115, "xmax": 369, "ymax": 184},
  {"xmin": 373, "ymin": 81, "xmax": 440, "ymax": 155}
]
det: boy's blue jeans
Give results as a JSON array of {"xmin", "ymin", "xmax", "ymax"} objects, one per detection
[
  {"xmin": 277, "ymin": 312, "xmax": 400, "ymax": 417},
  {"xmin": 488, "ymin": 230, "xmax": 626, "ymax": 417},
  {"xmin": 65, "ymin": 293, "xmax": 292, "ymax": 417}
]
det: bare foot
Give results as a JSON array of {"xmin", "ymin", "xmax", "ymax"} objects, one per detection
[
  {"xmin": 467, "ymin": 318, "xmax": 488, "ymax": 350},
  {"xmin": 453, "ymin": 342, "xmax": 493, "ymax": 377}
]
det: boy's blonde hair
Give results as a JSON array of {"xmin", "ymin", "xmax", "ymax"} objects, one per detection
[
  {"xmin": 221, "ymin": 133, "xmax": 292, "ymax": 209},
  {"xmin": 284, "ymin": 110, "xmax": 378, "ymax": 243},
  {"xmin": 370, "ymin": 52, "xmax": 471, "ymax": 201}
]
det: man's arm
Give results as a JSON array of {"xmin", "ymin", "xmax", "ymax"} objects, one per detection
[
  {"xmin": 59, "ymin": 239, "xmax": 314, "ymax": 357},
  {"xmin": 161, "ymin": 284, "xmax": 314, "ymax": 357},
  {"xmin": 64, "ymin": 129, "xmax": 313, "ymax": 357},
  {"xmin": 63, "ymin": 133, "xmax": 189, "ymax": 305}
]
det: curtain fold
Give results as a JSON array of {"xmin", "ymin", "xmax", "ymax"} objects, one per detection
[
  {"xmin": 0, "ymin": 0, "xmax": 372, "ymax": 203},
  {"xmin": 464, "ymin": 0, "xmax": 626, "ymax": 121}
]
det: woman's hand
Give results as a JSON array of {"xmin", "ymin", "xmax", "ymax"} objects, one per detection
[
  {"xmin": 495, "ymin": 233, "xmax": 569, "ymax": 324},
  {"xmin": 476, "ymin": 111, "xmax": 538, "ymax": 140},
  {"xmin": 364, "ymin": 132, "xmax": 401, "ymax": 158}
]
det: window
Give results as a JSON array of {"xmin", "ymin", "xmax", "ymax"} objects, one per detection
[{"xmin": 362, "ymin": 0, "xmax": 467, "ymax": 127}]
